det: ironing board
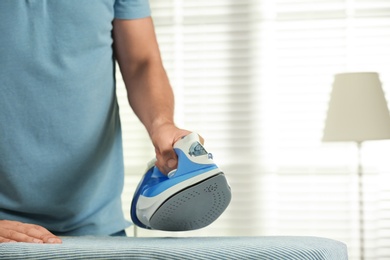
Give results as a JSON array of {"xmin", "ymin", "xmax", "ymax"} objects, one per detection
[{"xmin": 0, "ymin": 236, "xmax": 347, "ymax": 259}]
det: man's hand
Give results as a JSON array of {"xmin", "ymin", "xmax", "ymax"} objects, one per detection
[
  {"xmin": 0, "ymin": 220, "xmax": 62, "ymax": 244},
  {"xmin": 151, "ymin": 124, "xmax": 204, "ymax": 175},
  {"xmin": 151, "ymin": 124, "xmax": 190, "ymax": 174}
]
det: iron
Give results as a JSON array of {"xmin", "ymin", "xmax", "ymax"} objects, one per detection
[{"xmin": 130, "ymin": 133, "xmax": 231, "ymax": 231}]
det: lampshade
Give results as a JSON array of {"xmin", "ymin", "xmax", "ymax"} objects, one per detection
[{"xmin": 323, "ymin": 72, "xmax": 390, "ymax": 142}]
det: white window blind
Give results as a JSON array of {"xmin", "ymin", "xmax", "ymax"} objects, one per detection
[{"xmin": 117, "ymin": 0, "xmax": 390, "ymax": 259}]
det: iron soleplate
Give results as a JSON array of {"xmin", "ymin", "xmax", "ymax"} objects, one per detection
[{"xmin": 148, "ymin": 173, "xmax": 231, "ymax": 231}]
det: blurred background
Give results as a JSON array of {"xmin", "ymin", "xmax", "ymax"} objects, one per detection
[{"xmin": 116, "ymin": 1, "xmax": 390, "ymax": 259}]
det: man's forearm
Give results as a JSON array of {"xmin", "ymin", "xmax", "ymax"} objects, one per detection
[
  {"xmin": 113, "ymin": 17, "xmax": 193, "ymax": 174},
  {"xmin": 121, "ymin": 59, "xmax": 175, "ymax": 137},
  {"xmin": 113, "ymin": 17, "xmax": 176, "ymax": 137}
]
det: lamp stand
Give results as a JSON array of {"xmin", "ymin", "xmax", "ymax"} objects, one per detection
[{"xmin": 357, "ymin": 141, "xmax": 364, "ymax": 260}]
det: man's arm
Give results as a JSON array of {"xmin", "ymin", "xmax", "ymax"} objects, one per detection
[{"xmin": 113, "ymin": 17, "xmax": 193, "ymax": 174}]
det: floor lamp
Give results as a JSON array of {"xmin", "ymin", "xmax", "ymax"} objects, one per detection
[{"xmin": 322, "ymin": 72, "xmax": 390, "ymax": 260}]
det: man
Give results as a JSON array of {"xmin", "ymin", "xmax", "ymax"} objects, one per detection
[{"xmin": 0, "ymin": 0, "xmax": 191, "ymax": 243}]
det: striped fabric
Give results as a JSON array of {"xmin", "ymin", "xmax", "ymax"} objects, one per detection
[{"xmin": 0, "ymin": 236, "xmax": 348, "ymax": 259}]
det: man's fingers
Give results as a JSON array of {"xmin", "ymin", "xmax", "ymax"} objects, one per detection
[
  {"xmin": 3, "ymin": 229, "xmax": 43, "ymax": 243},
  {"xmin": 155, "ymin": 148, "xmax": 178, "ymax": 174},
  {"xmin": 154, "ymin": 132, "xmax": 204, "ymax": 175},
  {"xmin": 0, "ymin": 220, "xmax": 62, "ymax": 244},
  {"xmin": 0, "ymin": 237, "xmax": 17, "ymax": 243},
  {"xmin": 25, "ymin": 224, "xmax": 62, "ymax": 244}
]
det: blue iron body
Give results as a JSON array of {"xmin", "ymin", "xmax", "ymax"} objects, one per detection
[{"xmin": 130, "ymin": 133, "xmax": 231, "ymax": 231}]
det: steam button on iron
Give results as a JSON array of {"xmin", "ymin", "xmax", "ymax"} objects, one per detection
[
  {"xmin": 130, "ymin": 133, "xmax": 231, "ymax": 231},
  {"xmin": 167, "ymin": 169, "xmax": 177, "ymax": 178}
]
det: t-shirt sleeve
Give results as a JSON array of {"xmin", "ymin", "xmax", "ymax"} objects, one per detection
[{"xmin": 114, "ymin": 0, "xmax": 151, "ymax": 19}]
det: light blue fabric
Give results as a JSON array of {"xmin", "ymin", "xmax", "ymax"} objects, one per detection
[
  {"xmin": 0, "ymin": 0, "xmax": 150, "ymax": 235},
  {"xmin": 0, "ymin": 236, "xmax": 349, "ymax": 260}
]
